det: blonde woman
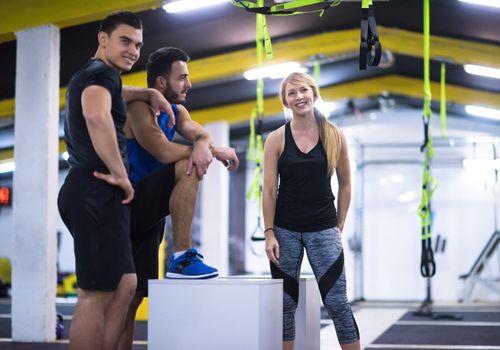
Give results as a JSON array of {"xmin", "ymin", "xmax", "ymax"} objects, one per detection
[{"xmin": 262, "ymin": 72, "xmax": 360, "ymax": 350}]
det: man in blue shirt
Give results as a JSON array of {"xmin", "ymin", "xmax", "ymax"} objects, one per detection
[{"xmin": 120, "ymin": 47, "xmax": 239, "ymax": 348}]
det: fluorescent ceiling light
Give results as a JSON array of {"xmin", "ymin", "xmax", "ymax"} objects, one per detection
[
  {"xmin": 163, "ymin": 0, "xmax": 229, "ymax": 13},
  {"xmin": 458, "ymin": 0, "xmax": 500, "ymax": 8},
  {"xmin": 464, "ymin": 64, "xmax": 500, "ymax": 79},
  {"xmin": 243, "ymin": 62, "xmax": 306, "ymax": 80},
  {"xmin": 465, "ymin": 105, "xmax": 500, "ymax": 121},
  {"xmin": 62, "ymin": 151, "xmax": 69, "ymax": 161},
  {"xmin": 0, "ymin": 161, "xmax": 15, "ymax": 174}
]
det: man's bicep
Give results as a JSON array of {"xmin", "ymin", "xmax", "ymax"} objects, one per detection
[
  {"xmin": 81, "ymin": 85, "xmax": 112, "ymax": 118},
  {"xmin": 175, "ymin": 105, "xmax": 204, "ymax": 140},
  {"xmin": 129, "ymin": 105, "xmax": 171, "ymax": 157}
]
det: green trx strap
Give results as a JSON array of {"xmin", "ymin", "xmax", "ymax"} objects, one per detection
[
  {"xmin": 440, "ymin": 62, "xmax": 447, "ymax": 137},
  {"xmin": 418, "ymin": 0, "xmax": 436, "ymax": 278},
  {"xmin": 247, "ymin": 0, "xmax": 267, "ymax": 242},
  {"xmin": 247, "ymin": 132, "xmax": 265, "ymax": 243},
  {"xmin": 231, "ymin": 0, "xmax": 342, "ymax": 61},
  {"xmin": 313, "ymin": 57, "xmax": 321, "ymax": 84},
  {"xmin": 231, "ymin": 0, "xmax": 341, "ymax": 17}
]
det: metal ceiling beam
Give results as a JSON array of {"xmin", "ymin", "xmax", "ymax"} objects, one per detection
[
  {"xmin": 0, "ymin": 0, "xmax": 163, "ymax": 43},
  {"xmin": 1, "ymin": 74, "xmax": 498, "ymax": 162},
  {"xmin": 1, "ymin": 27, "xmax": 499, "ymax": 119},
  {"xmin": 190, "ymin": 75, "xmax": 500, "ymax": 125}
]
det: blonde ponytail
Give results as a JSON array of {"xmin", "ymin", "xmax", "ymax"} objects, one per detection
[{"xmin": 316, "ymin": 111, "xmax": 342, "ymax": 177}]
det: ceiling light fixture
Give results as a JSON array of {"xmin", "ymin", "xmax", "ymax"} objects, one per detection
[
  {"xmin": 243, "ymin": 62, "xmax": 306, "ymax": 80},
  {"xmin": 458, "ymin": 0, "xmax": 500, "ymax": 8},
  {"xmin": 464, "ymin": 64, "xmax": 500, "ymax": 79},
  {"xmin": 0, "ymin": 161, "xmax": 15, "ymax": 174},
  {"xmin": 465, "ymin": 105, "xmax": 500, "ymax": 121},
  {"xmin": 163, "ymin": 0, "xmax": 230, "ymax": 13}
]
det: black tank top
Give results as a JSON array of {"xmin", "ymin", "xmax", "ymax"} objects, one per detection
[{"xmin": 274, "ymin": 122, "xmax": 337, "ymax": 232}]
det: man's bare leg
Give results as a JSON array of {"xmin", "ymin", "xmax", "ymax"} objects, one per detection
[
  {"xmin": 117, "ymin": 290, "xmax": 146, "ymax": 350},
  {"xmin": 69, "ymin": 273, "xmax": 136, "ymax": 350},
  {"xmin": 170, "ymin": 158, "xmax": 200, "ymax": 252},
  {"xmin": 102, "ymin": 273, "xmax": 137, "ymax": 349}
]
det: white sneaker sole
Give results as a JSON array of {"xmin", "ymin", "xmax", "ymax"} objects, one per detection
[{"xmin": 165, "ymin": 272, "xmax": 219, "ymax": 279}]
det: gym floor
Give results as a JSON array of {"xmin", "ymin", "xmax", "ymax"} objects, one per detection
[{"xmin": 0, "ymin": 299, "xmax": 499, "ymax": 349}]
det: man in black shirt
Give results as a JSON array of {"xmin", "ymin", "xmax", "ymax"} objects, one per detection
[{"xmin": 58, "ymin": 11, "xmax": 172, "ymax": 350}]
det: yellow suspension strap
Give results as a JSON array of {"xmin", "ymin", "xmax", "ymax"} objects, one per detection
[
  {"xmin": 440, "ymin": 62, "xmax": 447, "ymax": 137},
  {"xmin": 313, "ymin": 56, "xmax": 321, "ymax": 84},
  {"xmin": 359, "ymin": 0, "xmax": 382, "ymax": 70},
  {"xmin": 418, "ymin": 0, "xmax": 437, "ymax": 278},
  {"xmin": 247, "ymin": 106, "xmax": 264, "ymax": 244},
  {"xmin": 231, "ymin": 0, "xmax": 341, "ymax": 16},
  {"xmin": 247, "ymin": 0, "xmax": 267, "ymax": 244},
  {"xmin": 231, "ymin": 0, "xmax": 342, "ymax": 60}
]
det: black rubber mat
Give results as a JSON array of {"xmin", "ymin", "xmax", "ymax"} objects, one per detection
[
  {"xmin": 373, "ymin": 324, "xmax": 500, "ymax": 346},
  {"xmin": 402, "ymin": 310, "xmax": 500, "ymax": 322},
  {"xmin": 365, "ymin": 347, "xmax": 494, "ymax": 350}
]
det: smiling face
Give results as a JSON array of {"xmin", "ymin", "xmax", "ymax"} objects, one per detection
[
  {"xmin": 98, "ymin": 24, "xmax": 143, "ymax": 72},
  {"xmin": 161, "ymin": 60, "xmax": 192, "ymax": 104},
  {"xmin": 283, "ymin": 81, "xmax": 317, "ymax": 117},
  {"xmin": 280, "ymin": 72, "xmax": 319, "ymax": 118}
]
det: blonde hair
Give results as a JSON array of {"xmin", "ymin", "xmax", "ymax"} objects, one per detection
[{"xmin": 280, "ymin": 72, "xmax": 342, "ymax": 177}]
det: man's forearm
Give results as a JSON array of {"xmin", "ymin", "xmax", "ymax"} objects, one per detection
[
  {"xmin": 86, "ymin": 112, "xmax": 128, "ymax": 178},
  {"xmin": 194, "ymin": 131, "xmax": 214, "ymax": 148},
  {"xmin": 157, "ymin": 143, "xmax": 193, "ymax": 164},
  {"xmin": 122, "ymin": 86, "xmax": 154, "ymax": 104}
]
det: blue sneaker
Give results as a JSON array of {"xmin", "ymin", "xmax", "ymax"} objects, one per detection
[{"xmin": 166, "ymin": 248, "xmax": 218, "ymax": 279}]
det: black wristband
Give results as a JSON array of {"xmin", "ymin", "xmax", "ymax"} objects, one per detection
[{"xmin": 264, "ymin": 227, "xmax": 274, "ymax": 234}]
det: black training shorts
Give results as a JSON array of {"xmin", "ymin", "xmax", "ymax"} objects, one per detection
[
  {"xmin": 130, "ymin": 163, "xmax": 176, "ymax": 293},
  {"xmin": 58, "ymin": 167, "xmax": 135, "ymax": 291}
]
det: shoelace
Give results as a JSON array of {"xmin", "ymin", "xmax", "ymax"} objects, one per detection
[{"xmin": 183, "ymin": 250, "xmax": 204, "ymax": 262}]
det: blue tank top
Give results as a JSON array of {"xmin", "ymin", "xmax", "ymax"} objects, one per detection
[{"xmin": 127, "ymin": 104, "xmax": 179, "ymax": 184}]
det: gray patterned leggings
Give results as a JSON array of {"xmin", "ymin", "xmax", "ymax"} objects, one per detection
[{"xmin": 270, "ymin": 226, "xmax": 359, "ymax": 344}]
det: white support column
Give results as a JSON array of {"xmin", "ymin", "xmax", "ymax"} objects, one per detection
[
  {"xmin": 12, "ymin": 24, "xmax": 60, "ymax": 341},
  {"xmin": 200, "ymin": 122, "xmax": 230, "ymax": 275}
]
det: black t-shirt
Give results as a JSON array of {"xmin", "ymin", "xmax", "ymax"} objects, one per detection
[
  {"xmin": 64, "ymin": 58, "xmax": 128, "ymax": 172},
  {"xmin": 274, "ymin": 122, "xmax": 337, "ymax": 232}
]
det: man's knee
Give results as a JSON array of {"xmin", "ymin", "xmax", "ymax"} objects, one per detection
[
  {"xmin": 116, "ymin": 274, "xmax": 138, "ymax": 303},
  {"xmin": 175, "ymin": 158, "xmax": 200, "ymax": 185}
]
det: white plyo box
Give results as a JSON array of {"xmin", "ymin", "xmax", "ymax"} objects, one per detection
[
  {"xmin": 295, "ymin": 275, "xmax": 321, "ymax": 350},
  {"xmin": 230, "ymin": 275, "xmax": 321, "ymax": 350},
  {"xmin": 148, "ymin": 278, "xmax": 283, "ymax": 350}
]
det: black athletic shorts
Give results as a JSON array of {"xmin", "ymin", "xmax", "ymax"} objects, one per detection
[
  {"xmin": 130, "ymin": 163, "xmax": 176, "ymax": 294},
  {"xmin": 58, "ymin": 167, "xmax": 135, "ymax": 291}
]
